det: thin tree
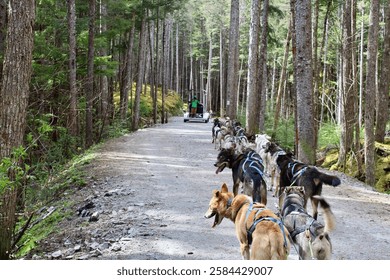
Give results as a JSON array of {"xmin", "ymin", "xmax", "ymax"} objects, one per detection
[
  {"xmin": 0, "ymin": 0, "xmax": 35, "ymax": 259},
  {"xmin": 258, "ymin": 0, "xmax": 269, "ymax": 132},
  {"xmin": 272, "ymin": 18, "xmax": 292, "ymax": 139},
  {"xmin": 67, "ymin": 0, "xmax": 78, "ymax": 136},
  {"xmin": 98, "ymin": 0, "xmax": 110, "ymax": 137},
  {"xmin": 85, "ymin": 0, "xmax": 96, "ymax": 148},
  {"xmin": 226, "ymin": 0, "xmax": 240, "ymax": 119},
  {"xmin": 338, "ymin": 0, "xmax": 355, "ymax": 169},
  {"xmin": 0, "ymin": 0, "xmax": 7, "ymax": 80},
  {"xmin": 120, "ymin": 15, "xmax": 136, "ymax": 122},
  {"xmin": 245, "ymin": 0, "xmax": 261, "ymax": 135},
  {"xmin": 205, "ymin": 33, "xmax": 213, "ymax": 112},
  {"xmin": 365, "ymin": 0, "xmax": 380, "ymax": 186},
  {"xmin": 161, "ymin": 16, "xmax": 172, "ymax": 124},
  {"xmin": 293, "ymin": 0, "xmax": 316, "ymax": 164},
  {"xmin": 132, "ymin": 16, "xmax": 147, "ymax": 131},
  {"xmin": 376, "ymin": 1, "xmax": 390, "ymax": 143},
  {"xmin": 219, "ymin": 26, "xmax": 226, "ymax": 117}
]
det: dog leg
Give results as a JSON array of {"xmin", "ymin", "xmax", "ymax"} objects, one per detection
[
  {"xmin": 269, "ymin": 168, "xmax": 275, "ymax": 192},
  {"xmin": 233, "ymin": 182, "xmax": 240, "ymax": 197},
  {"xmin": 240, "ymin": 243, "xmax": 250, "ymax": 260},
  {"xmin": 273, "ymin": 173, "xmax": 280, "ymax": 197},
  {"xmin": 311, "ymin": 198, "xmax": 319, "ymax": 220}
]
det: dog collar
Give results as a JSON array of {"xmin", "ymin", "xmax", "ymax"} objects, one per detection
[{"xmin": 227, "ymin": 197, "xmax": 233, "ymax": 208}]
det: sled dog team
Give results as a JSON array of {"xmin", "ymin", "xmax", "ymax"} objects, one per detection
[{"xmin": 206, "ymin": 117, "xmax": 341, "ymax": 260}]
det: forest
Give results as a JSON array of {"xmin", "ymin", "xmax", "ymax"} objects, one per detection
[{"xmin": 0, "ymin": 0, "xmax": 389, "ymax": 260}]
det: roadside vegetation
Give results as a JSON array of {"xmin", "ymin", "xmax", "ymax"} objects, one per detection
[{"xmin": 1, "ymin": 88, "xmax": 182, "ymax": 258}]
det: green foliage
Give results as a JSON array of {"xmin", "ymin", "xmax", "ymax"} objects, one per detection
[
  {"xmin": 0, "ymin": 147, "xmax": 30, "ymax": 196},
  {"xmin": 15, "ymin": 206, "xmax": 73, "ymax": 258},
  {"xmin": 265, "ymin": 117, "xmax": 295, "ymax": 151},
  {"xmin": 318, "ymin": 122, "xmax": 340, "ymax": 148}
]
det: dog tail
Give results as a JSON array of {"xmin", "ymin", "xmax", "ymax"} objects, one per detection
[
  {"xmin": 312, "ymin": 195, "xmax": 336, "ymax": 233},
  {"xmin": 318, "ymin": 172, "xmax": 341, "ymax": 187}
]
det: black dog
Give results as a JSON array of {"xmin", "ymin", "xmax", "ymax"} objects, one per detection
[
  {"xmin": 215, "ymin": 147, "xmax": 267, "ymax": 205},
  {"xmin": 276, "ymin": 153, "xmax": 341, "ymax": 220},
  {"xmin": 212, "ymin": 118, "xmax": 222, "ymax": 143}
]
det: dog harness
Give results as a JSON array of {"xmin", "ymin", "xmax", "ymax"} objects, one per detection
[
  {"xmin": 245, "ymin": 203, "xmax": 288, "ymax": 248},
  {"xmin": 242, "ymin": 151, "xmax": 264, "ymax": 178},
  {"xmin": 288, "ymin": 212, "xmax": 318, "ymax": 239},
  {"xmin": 287, "ymin": 162, "xmax": 308, "ymax": 185}
]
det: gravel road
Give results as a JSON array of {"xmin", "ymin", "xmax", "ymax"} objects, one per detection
[{"xmin": 28, "ymin": 116, "xmax": 390, "ymax": 260}]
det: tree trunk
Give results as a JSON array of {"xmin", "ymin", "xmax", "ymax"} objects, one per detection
[
  {"xmin": 176, "ymin": 23, "xmax": 180, "ymax": 96},
  {"xmin": 205, "ymin": 34, "xmax": 213, "ymax": 112},
  {"xmin": 245, "ymin": 0, "xmax": 261, "ymax": 135},
  {"xmin": 148, "ymin": 17, "xmax": 157, "ymax": 124},
  {"xmin": 219, "ymin": 27, "xmax": 225, "ymax": 117},
  {"xmin": 0, "ymin": 0, "xmax": 7, "ymax": 81},
  {"xmin": 120, "ymin": 16, "xmax": 135, "ymax": 121},
  {"xmin": 351, "ymin": 0, "xmax": 363, "ymax": 177},
  {"xmin": 98, "ymin": 0, "xmax": 109, "ymax": 138},
  {"xmin": 376, "ymin": 1, "xmax": 390, "ymax": 143},
  {"xmin": 258, "ymin": 0, "xmax": 269, "ymax": 132},
  {"xmin": 365, "ymin": 0, "xmax": 380, "ymax": 187},
  {"xmin": 338, "ymin": 0, "xmax": 355, "ymax": 169},
  {"xmin": 67, "ymin": 0, "xmax": 78, "ymax": 136},
  {"xmin": 294, "ymin": 0, "xmax": 316, "ymax": 164},
  {"xmin": 132, "ymin": 16, "xmax": 147, "ymax": 131},
  {"xmin": 161, "ymin": 17, "xmax": 172, "ymax": 124},
  {"xmin": 319, "ymin": 1, "xmax": 331, "ymax": 125},
  {"xmin": 85, "ymin": 0, "xmax": 96, "ymax": 148},
  {"xmin": 226, "ymin": 0, "xmax": 240, "ymax": 119},
  {"xmin": 0, "ymin": 0, "xmax": 35, "ymax": 260},
  {"xmin": 272, "ymin": 18, "xmax": 292, "ymax": 139}
]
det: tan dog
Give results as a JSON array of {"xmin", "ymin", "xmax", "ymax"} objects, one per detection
[
  {"xmin": 281, "ymin": 186, "xmax": 335, "ymax": 260},
  {"xmin": 204, "ymin": 183, "xmax": 290, "ymax": 260}
]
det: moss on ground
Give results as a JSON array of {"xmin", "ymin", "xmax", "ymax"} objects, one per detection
[{"xmin": 321, "ymin": 140, "xmax": 390, "ymax": 194}]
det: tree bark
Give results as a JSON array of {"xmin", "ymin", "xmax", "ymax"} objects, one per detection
[
  {"xmin": 0, "ymin": 0, "xmax": 7, "ymax": 81},
  {"xmin": 365, "ymin": 0, "xmax": 380, "ymax": 186},
  {"xmin": 0, "ymin": 0, "xmax": 35, "ymax": 260},
  {"xmin": 98, "ymin": 0, "xmax": 109, "ymax": 135},
  {"xmin": 272, "ymin": 18, "xmax": 292, "ymax": 139},
  {"xmin": 294, "ymin": 0, "xmax": 316, "ymax": 164},
  {"xmin": 132, "ymin": 16, "xmax": 147, "ymax": 131},
  {"xmin": 67, "ymin": 0, "xmax": 78, "ymax": 136},
  {"xmin": 120, "ymin": 16, "xmax": 135, "ymax": 122},
  {"xmin": 338, "ymin": 0, "xmax": 355, "ymax": 169},
  {"xmin": 258, "ymin": 0, "xmax": 269, "ymax": 132},
  {"xmin": 205, "ymin": 34, "xmax": 213, "ymax": 112},
  {"xmin": 85, "ymin": 0, "xmax": 96, "ymax": 148},
  {"xmin": 376, "ymin": 1, "xmax": 390, "ymax": 143},
  {"xmin": 219, "ymin": 27, "xmax": 225, "ymax": 117},
  {"xmin": 226, "ymin": 0, "xmax": 240, "ymax": 119},
  {"xmin": 245, "ymin": 0, "xmax": 261, "ymax": 135}
]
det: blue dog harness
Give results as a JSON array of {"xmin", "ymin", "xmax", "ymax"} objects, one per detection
[
  {"xmin": 245, "ymin": 203, "xmax": 288, "ymax": 248},
  {"xmin": 242, "ymin": 151, "xmax": 264, "ymax": 178},
  {"xmin": 288, "ymin": 162, "xmax": 308, "ymax": 185}
]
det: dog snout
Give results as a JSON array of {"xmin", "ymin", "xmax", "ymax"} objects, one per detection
[{"xmin": 204, "ymin": 208, "xmax": 216, "ymax": 219}]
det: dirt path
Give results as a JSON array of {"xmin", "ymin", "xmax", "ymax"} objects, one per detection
[{"xmin": 29, "ymin": 117, "xmax": 390, "ymax": 260}]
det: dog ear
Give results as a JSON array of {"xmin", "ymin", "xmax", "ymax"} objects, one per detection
[
  {"xmin": 221, "ymin": 183, "xmax": 229, "ymax": 193},
  {"xmin": 213, "ymin": 190, "xmax": 220, "ymax": 198}
]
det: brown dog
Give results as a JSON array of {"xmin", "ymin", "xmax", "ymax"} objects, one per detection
[{"xmin": 204, "ymin": 183, "xmax": 290, "ymax": 260}]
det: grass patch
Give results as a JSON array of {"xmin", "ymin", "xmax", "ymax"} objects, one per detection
[{"xmin": 15, "ymin": 148, "xmax": 97, "ymax": 257}]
